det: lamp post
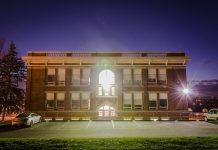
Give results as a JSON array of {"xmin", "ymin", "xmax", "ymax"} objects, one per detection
[{"xmin": 182, "ymin": 88, "xmax": 191, "ymax": 111}]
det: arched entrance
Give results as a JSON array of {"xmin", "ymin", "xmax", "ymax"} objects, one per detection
[{"xmin": 98, "ymin": 105, "xmax": 115, "ymax": 117}]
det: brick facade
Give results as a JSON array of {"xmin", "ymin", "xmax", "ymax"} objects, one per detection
[{"xmin": 22, "ymin": 51, "xmax": 190, "ymax": 120}]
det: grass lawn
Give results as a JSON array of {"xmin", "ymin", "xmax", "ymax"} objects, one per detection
[{"xmin": 0, "ymin": 137, "xmax": 217, "ymax": 150}]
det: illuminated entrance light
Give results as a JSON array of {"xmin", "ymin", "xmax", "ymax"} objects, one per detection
[{"xmin": 98, "ymin": 105, "xmax": 115, "ymax": 117}]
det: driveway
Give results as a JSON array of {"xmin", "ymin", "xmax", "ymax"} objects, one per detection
[{"xmin": 0, "ymin": 121, "xmax": 218, "ymax": 138}]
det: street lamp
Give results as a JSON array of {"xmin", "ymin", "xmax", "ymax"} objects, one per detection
[{"xmin": 182, "ymin": 88, "xmax": 190, "ymax": 95}]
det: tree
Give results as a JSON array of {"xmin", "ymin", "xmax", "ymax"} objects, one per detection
[{"xmin": 0, "ymin": 41, "xmax": 26, "ymax": 121}]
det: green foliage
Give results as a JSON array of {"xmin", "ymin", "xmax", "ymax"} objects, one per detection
[
  {"xmin": 0, "ymin": 137, "xmax": 217, "ymax": 150},
  {"xmin": 0, "ymin": 41, "xmax": 26, "ymax": 120}
]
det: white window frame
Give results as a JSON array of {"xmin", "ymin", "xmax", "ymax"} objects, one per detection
[
  {"xmin": 123, "ymin": 93, "xmax": 132, "ymax": 110},
  {"xmin": 123, "ymin": 69, "xmax": 132, "ymax": 85},
  {"xmin": 57, "ymin": 68, "xmax": 65, "ymax": 85},
  {"xmin": 71, "ymin": 92, "xmax": 80, "ymax": 110},
  {"xmin": 47, "ymin": 68, "xmax": 56, "ymax": 85},
  {"xmin": 81, "ymin": 92, "xmax": 90, "ymax": 110},
  {"xmin": 159, "ymin": 93, "xmax": 168, "ymax": 110},
  {"xmin": 133, "ymin": 92, "xmax": 143, "ymax": 110},
  {"xmin": 148, "ymin": 92, "xmax": 157, "ymax": 110},
  {"xmin": 148, "ymin": 69, "xmax": 157, "ymax": 83},
  {"xmin": 158, "ymin": 69, "xmax": 167, "ymax": 84},
  {"xmin": 82, "ymin": 68, "xmax": 90, "ymax": 85},
  {"xmin": 45, "ymin": 92, "xmax": 55, "ymax": 110},
  {"xmin": 56, "ymin": 92, "xmax": 65, "ymax": 110},
  {"xmin": 72, "ymin": 68, "xmax": 80, "ymax": 85},
  {"xmin": 133, "ymin": 69, "xmax": 142, "ymax": 85}
]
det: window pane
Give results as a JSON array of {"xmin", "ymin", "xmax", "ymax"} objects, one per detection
[
  {"xmin": 48, "ymin": 68, "xmax": 55, "ymax": 75},
  {"xmin": 82, "ymin": 68, "xmax": 90, "ymax": 84},
  {"xmin": 98, "ymin": 87, "xmax": 103, "ymax": 96},
  {"xmin": 81, "ymin": 93, "xmax": 90, "ymax": 110},
  {"xmin": 148, "ymin": 69, "xmax": 156, "ymax": 75},
  {"xmin": 148, "ymin": 69, "xmax": 156, "ymax": 83},
  {"xmin": 57, "ymin": 101, "xmax": 64, "ymax": 109},
  {"xmin": 46, "ymin": 100, "xmax": 54, "ymax": 109},
  {"xmin": 149, "ymin": 93, "xmax": 157, "ymax": 100},
  {"xmin": 123, "ymin": 69, "xmax": 131, "ymax": 82},
  {"xmin": 133, "ymin": 69, "xmax": 142, "ymax": 84},
  {"xmin": 46, "ymin": 93, "xmax": 54, "ymax": 100},
  {"xmin": 47, "ymin": 75, "xmax": 55, "ymax": 82},
  {"xmin": 158, "ymin": 69, "xmax": 166, "ymax": 83},
  {"xmin": 159, "ymin": 93, "xmax": 168, "ymax": 99},
  {"xmin": 58, "ymin": 68, "xmax": 65, "ymax": 81},
  {"xmin": 134, "ymin": 93, "xmax": 142, "ymax": 105},
  {"xmin": 160, "ymin": 99, "xmax": 167, "ymax": 108},
  {"xmin": 47, "ymin": 69, "xmax": 56, "ymax": 83},
  {"xmin": 133, "ymin": 69, "xmax": 141, "ymax": 79},
  {"xmin": 72, "ymin": 69, "xmax": 80, "ymax": 84},
  {"xmin": 123, "ymin": 93, "xmax": 132, "ymax": 104},
  {"xmin": 158, "ymin": 69, "xmax": 166, "ymax": 75},
  {"xmin": 149, "ymin": 101, "xmax": 157, "ymax": 108},
  {"xmin": 111, "ymin": 87, "xmax": 115, "ymax": 96},
  {"xmin": 71, "ymin": 92, "xmax": 80, "ymax": 100},
  {"xmin": 56, "ymin": 93, "xmax": 65, "ymax": 100},
  {"xmin": 81, "ymin": 93, "xmax": 90, "ymax": 100}
]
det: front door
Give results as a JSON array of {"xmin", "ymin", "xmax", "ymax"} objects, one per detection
[{"xmin": 98, "ymin": 105, "xmax": 115, "ymax": 117}]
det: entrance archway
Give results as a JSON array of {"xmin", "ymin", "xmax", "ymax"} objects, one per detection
[{"xmin": 98, "ymin": 105, "xmax": 115, "ymax": 117}]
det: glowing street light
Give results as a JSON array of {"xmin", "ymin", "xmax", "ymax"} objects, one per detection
[{"xmin": 182, "ymin": 88, "xmax": 190, "ymax": 95}]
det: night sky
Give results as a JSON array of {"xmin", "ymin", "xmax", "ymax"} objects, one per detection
[{"xmin": 0, "ymin": 0, "xmax": 218, "ymax": 81}]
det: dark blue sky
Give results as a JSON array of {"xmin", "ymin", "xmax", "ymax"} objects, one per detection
[{"xmin": 0, "ymin": 0, "xmax": 218, "ymax": 81}]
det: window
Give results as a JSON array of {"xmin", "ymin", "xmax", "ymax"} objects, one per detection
[
  {"xmin": 71, "ymin": 92, "xmax": 80, "ymax": 110},
  {"xmin": 72, "ymin": 69, "xmax": 80, "ymax": 85},
  {"xmin": 47, "ymin": 68, "xmax": 55, "ymax": 85},
  {"xmin": 123, "ymin": 93, "xmax": 132, "ymax": 110},
  {"xmin": 148, "ymin": 93, "xmax": 157, "ymax": 110},
  {"xmin": 111, "ymin": 87, "xmax": 115, "ymax": 96},
  {"xmin": 99, "ymin": 70, "xmax": 115, "ymax": 85},
  {"xmin": 46, "ymin": 92, "xmax": 55, "ymax": 110},
  {"xmin": 123, "ymin": 69, "xmax": 132, "ymax": 84},
  {"xmin": 57, "ymin": 68, "xmax": 65, "ymax": 85},
  {"xmin": 148, "ymin": 69, "xmax": 156, "ymax": 83},
  {"xmin": 98, "ymin": 87, "xmax": 103, "ymax": 96},
  {"xmin": 56, "ymin": 93, "xmax": 65, "ymax": 110},
  {"xmin": 133, "ymin": 69, "xmax": 142, "ymax": 85},
  {"xmin": 134, "ymin": 93, "xmax": 143, "ymax": 110},
  {"xmin": 99, "ymin": 70, "xmax": 115, "ymax": 96},
  {"xmin": 159, "ymin": 93, "xmax": 168, "ymax": 109},
  {"xmin": 81, "ymin": 93, "xmax": 90, "ymax": 110},
  {"xmin": 82, "ymin": 68, "xmax": 90, "ymax": 85},
  {"xmin": 158, "ymin": 69, "xmax": 166, "ymax": 84}
]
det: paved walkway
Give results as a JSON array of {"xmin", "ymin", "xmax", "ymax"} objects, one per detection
[{"xmin": 0, "ymin": 121, "xmax": 218, "ymax": 138}]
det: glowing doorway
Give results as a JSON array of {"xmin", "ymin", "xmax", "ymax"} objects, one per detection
[{"xmin": 98, "ymin": 105, "xmax": 115, "ymax": 117}]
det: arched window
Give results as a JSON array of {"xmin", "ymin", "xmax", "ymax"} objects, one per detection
[{"xmin": 99, "ymin": 70, "xmax": 115, "ymax": 85}]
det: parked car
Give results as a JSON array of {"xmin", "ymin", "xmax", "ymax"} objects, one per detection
[
  {"xmin": 204, "ymin": 108, "xmax": 218, "ymax": 122},
  {"xmin": 12, "ymin": 112, "xmax": 42, "ymax": 127}
]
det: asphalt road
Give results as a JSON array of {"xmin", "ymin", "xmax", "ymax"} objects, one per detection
[{"xmin": 0, "ymin": 121, "xmax": 218, "ymax": 138}]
